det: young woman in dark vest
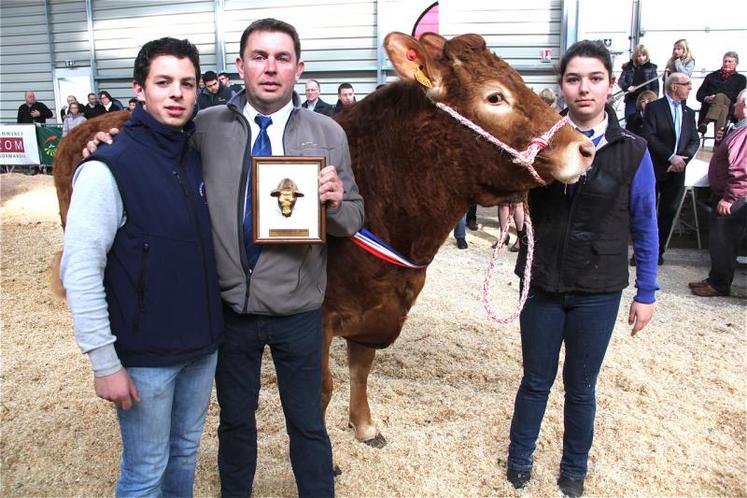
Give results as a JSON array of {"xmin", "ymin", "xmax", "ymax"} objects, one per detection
[{"xmin": 504, "ymin": 40, "xmax": 660, "ymax": 497}]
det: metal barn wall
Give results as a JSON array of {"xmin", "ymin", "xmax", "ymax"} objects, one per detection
[
  {"xmin": 223, "ymin": 0, "xmax": 379, "ymax": 107},
  {"xmin": 90, "ymin": 0, "xmax": 216, "ymax": 101},
  {"xmin": 0, "ymin": 1, "xmax": 55, "ymax": 123},
  {"xmin": 377, "ymin": 0, "xmax": 563, "ymax": 94}
]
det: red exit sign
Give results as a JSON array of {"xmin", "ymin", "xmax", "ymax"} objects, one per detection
[{"xmin": 0, "ymin": 137, "xmax": 25, "ymax": 153}]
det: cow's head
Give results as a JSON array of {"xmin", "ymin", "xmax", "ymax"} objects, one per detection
[
  {"xmin": 384, "ymin": 32, "xmax": 594, "ymax": 192},
  {"xmin": 271, "ymin": 177, "xmax": 305, "ymax": 217}
]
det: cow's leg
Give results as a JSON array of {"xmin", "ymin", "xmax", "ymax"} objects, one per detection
[
  {"xmin": 346, "ymin": 339, "xmax": 386, "ymax": 448},
  {"xmin": 321, "ymin": 323, "xmax": 334, "ymax": 418}
]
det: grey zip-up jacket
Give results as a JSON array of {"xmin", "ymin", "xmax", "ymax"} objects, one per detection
[{"xmin": 192, "ymin": 91, "xmax": 364, "ymax": 315}]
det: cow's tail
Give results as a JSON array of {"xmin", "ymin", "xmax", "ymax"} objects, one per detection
[{"xmin": 50, "ymin": 250, "xmax": 66, "ymax": 299}]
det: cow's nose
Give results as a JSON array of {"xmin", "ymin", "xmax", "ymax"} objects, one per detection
[{"xmin": 579, "ymin": 141, "xmax": 595, "ymax": 159}]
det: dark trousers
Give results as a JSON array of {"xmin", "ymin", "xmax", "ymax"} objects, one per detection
[
  {"xmin": 466, "ymin": 205, "xmax": 477, "ymax": 224},
  {"xmin": 708, "ymin": 197, "xmax": 747, "ymax": 294},
  {"xmin": 216, "ymin": 306, "xmax": 334, "ymax": 498},
  {"xmin": 507, "ymin": 288, "xmax": 622, "ymax": 480},
  {"xmin": 656, "ymin": 171, "xmax": 685, "ymax": 254}
]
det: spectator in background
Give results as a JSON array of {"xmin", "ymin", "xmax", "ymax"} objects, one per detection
[
  {"xmin": 689, "ymin": 89, "xmax": 747, "ymax": 297},
  {"xmin": 198, "ymin": 70, "xmax": 232, "ymax": 109},
  {"xmin": 218, "ymin": 72, "xmax": 242, "ymax": 96},
  {"xmin": 301, "ymin": 79, "xmax": 334, "ymax": 116},
  {"xmin": 333, "ymin": 82, "xmax": 356, "ymax": 115},
  {"xmin": 127, "ymin": 98, "xmax": 138, "ymax": 111},
  {"xmin": 664, "ymin": 39, "xmax": 695, "ymax": 79},
  {"xmin": 642, "ymin": 72, "xmax": 700, "ymax": 265},
  {"xmin": 83, "ymin": 92, "xmax": 106, "ymax": 119},
  {"xmin": 60, "ymin": 95, "xmax": 82, "ymax": 122},
  {"xmin": 618, "ymin": 44, "xmax": 659, "ymax": 124},
  {"xmin": 453, "ymin": 215, "xmax": 468, "ymax": 249},
  {"xmin": 625, "ymin": 89, "xmax": 658, "ymax": 137},
  {"xmin": 495, "ymin": 202, "xmax": 525, "ymax": 252},
  {"xmin": 99, "ymin": 91, "xmax": 123, "ymax": 112},
  {"xmin": 62, "ymin": 102, "xmax": 87, "ymax": 136},
  {"xmin": 17, "ymin": 91, "xmax": 53, "ymax": 124},
  {"xmin": 696, "ymin": 51, "xmax": 746, "ymax": 136},
  {"xmin": 538, "ymin": 87, "xmax": 560, "ymax": 111}
]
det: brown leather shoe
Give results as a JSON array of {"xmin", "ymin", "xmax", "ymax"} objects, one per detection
[
  {"xmin": 691, "ymin": 283, "xmax": 728, "ymax": 297},
  {"xmin": 688, "ymin": 279, "xmax": 709, "ymax": 290}
]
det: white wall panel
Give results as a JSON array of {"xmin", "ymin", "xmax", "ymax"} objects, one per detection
[{"xmin": 0, "ymin": 1, "xmax": 54, "ymax": 122}]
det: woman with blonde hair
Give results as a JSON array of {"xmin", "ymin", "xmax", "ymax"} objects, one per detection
[
  {"xmin": 618, "ymin": 44, "xmax": 659, "ymax": 123},
  {"xmin": 665, "ymin": 39, "xmax": 695, "ymax": 77}
]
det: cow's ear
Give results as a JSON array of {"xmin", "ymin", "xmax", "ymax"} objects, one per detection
[
  {"xmin": 418, "ymin": 32, "xmax": 446, "ymax": 60},
  {"xmin": 384, "ymin": 32, "xmax": 444, "ymax": 91}
]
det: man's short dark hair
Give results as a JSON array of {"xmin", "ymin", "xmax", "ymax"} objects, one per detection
[
  {"xmin": 558, "ymin": 40, "xmax": 613, "ymax": 81},
  {"xmin": 338, "ymin": 82, "xmax": 353, "ymax": 94},
  {"xmin": 218, "ymin": 72, "xmax": 229, "ymax": 79},
  {"xmin": 87, "ymin": 92, "xmax": 96, "ymax": 98},
  {"xmin": 133, "ymin": 37, "xmax": 201, "ymax": 86},
  {"xmin": 202, "ymin": 71, "xmax": 217, "ymax": 83},
  {"xmin": 239, "ymin": 18, "xmax": 301, "ymax": 61},
  {"xmin": 128, "ymin": 98, "xmax": 138, "ymax": 104}
]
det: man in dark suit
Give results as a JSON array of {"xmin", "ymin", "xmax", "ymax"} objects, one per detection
[
  {"xmin": 301, "ymin": 79, "xmax": 334, "ymax": 116},
  {"xmin": 643, "ymin": 72, "xmax": 700, "ymax": 264}
]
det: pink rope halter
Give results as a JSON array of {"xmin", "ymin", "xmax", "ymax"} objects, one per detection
[
  {"xmin": 430, "ymin": 102, "xmax": 567, "ymax": 324},
  {"xmin": 481, "ymin": 201, "xmax": 536, "ymax": 324},
  {"xmin": 434, "ymin": 102, "xmax": 570, "ymax": 186}
]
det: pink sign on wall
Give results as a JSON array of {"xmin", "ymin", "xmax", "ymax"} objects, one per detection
[{"xmin": 413, "ymin": 3, "xmax": 439, "ymax": 38}]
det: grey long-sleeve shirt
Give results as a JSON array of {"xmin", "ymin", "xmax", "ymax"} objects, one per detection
[{"xmin": 60, "ymin": 161, "xmax": 125, "ymax": 377}]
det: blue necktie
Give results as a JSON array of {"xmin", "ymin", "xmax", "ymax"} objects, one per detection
[
  {"xmin": 673, "ymin": 101, "xmax": 681, "ymax": 155},
  {"xmin": 243, "ymin": 114, "xmax": 272, "ymax": 269}
]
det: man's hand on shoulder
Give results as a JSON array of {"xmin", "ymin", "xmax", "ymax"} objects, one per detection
[
  {"xmin": 94, "ymin": 368, "xmax": 140, "ymax": 410},
  {"xmin": 81, "ymin": 128, "xmax": 120, "ymax": 158}
]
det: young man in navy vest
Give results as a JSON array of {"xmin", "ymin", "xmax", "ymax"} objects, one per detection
[{"xmin": 60, "ymin": 37, "xmax": 223, "ymax": 497}]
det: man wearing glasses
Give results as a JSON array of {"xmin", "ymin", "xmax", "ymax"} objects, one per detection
[{"xmin": 642, "ymin": 72, "xmax": 700, "ymax": 264}]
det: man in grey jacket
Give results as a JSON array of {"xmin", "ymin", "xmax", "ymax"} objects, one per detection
[{"xmin": 194, "ymin": 19, "xmax": 363, "ymax": 498}]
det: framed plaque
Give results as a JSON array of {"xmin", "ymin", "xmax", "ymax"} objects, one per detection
[{"xmin": 252, "ymin": 156, "xmax": 326, "ymax": 244}]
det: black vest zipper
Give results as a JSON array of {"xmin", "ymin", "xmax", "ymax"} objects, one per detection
[
  {"xmin": 172, "ymin": 148, "xmax": 215, "ymax": 340},
  {"xmin": 134, "ymin": 242, "xmax": 150, "ymax": 333}
]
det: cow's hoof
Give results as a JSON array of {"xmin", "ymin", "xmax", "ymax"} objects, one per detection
[
  {"xmin": 362, "ymin": 433, "xmax": 387, "ymax": 448},
  {"xmin": 333, "ymin": 465, "xmax": 343, "ymax": 477}
]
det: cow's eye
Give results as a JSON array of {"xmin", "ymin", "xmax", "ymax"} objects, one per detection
[{"xmin": 487, "ymin": 93, "xmax": 505, "ymax": 105}]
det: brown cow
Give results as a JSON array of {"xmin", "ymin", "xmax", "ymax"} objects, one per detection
[
  {"xmin": 52, "ymin": 32, "xmax": 593, "ymax": 448},
  {"xmin": 323, "ymin": 32, "xmax": 592, "ymax": 446}
]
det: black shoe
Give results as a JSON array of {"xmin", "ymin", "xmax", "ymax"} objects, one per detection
[
  {"xmin": 629, "ymin": 254, "xmax": 636, "ymax": 267},
  {"xmin": 557, "ymin": 476, "xmax": 584, "ymax": 497},
  {"xmin": 697, "ymin": 123, "xmax": 708, "ymax": 134},
  {"xmin": 456, "ymin": 237, "xmax": 468, "ymax": 249},
  {"xmin": 506, "ymin": 468, "xmax": 531, "ymax": 489},
  {"xmin": 467, "ymin": 219, "xmax": 478, "ymax": 231},
  {"xmin": 658, "ymin": 254, "xmax": 664, "ymax": 265}
]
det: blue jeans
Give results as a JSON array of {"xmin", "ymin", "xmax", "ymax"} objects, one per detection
[
  {"xmin": 454, "ymin": 214, "xmax": 466, "ymax": 239},
  {"xmin": 507, "ymin": 288, "xmax": 622, "ymax": 480},
  {"xmin": 116, "ymin": 351, "xmax": 218, "ymax": 498},
  {"xmin": 216, "ymin": 307, "xmax": 334, "ymax": 498}
]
